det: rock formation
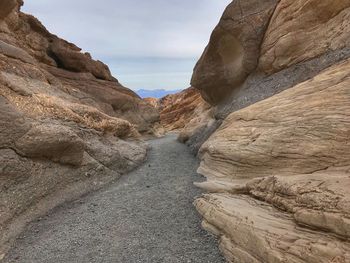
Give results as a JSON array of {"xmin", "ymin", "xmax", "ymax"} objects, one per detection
[
  {"xmin": 189, "ymin": 0, "xmax": 350, "ymax": 262},
  {"xmin": 0, "ymin": 0, "xmax": 158, "ymax": 255},
  {"xmin": 158, "ymin": 87, "xmax": 211, "ymax": 130},
  {"xmin": 189, "ymin": 0, "xmax": 350, "ymax": 154},
  {"xmin": 144, "ymin": 88, "xmax": 213, "ymax": 142}
]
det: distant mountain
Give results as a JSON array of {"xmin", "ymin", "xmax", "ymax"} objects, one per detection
[{"xmin": 136, "ymin": 89, "xmax": 182, "ymax": 99}]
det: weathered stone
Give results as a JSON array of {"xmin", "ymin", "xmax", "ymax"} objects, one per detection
[
  {"xmin": 0, "ymin": 0, "xmax": 17, "ymax": 19},
  {"xmin": 158, "ymin": 87, "xmax": 211, "ymax": 131},
  {"xmin": 260, "ymin": 0, "xmax": 350, "ymax": 74},
  {"xmin": 195, "ymin": 194, "xmax": 350, "ymax": 263},
  {"xmin": 0, "ymin": 1, "xmax": 156, "ymax": 256},
  {"xmin": 188, "ymin": 1, "xmax": 350, "ymax": 262},
  {"xmin": 191, "ymin": 0, "xmax": 278, "ymax": 105},
  {"xmin": 50, "ymin": 39, "xmax": 114, "ymax": 81},
  {"xmin": 246, "ymin": 172, "xmax": 350, "ymax": 239},
  {"xmin": 0, "ymin": 40, "xmax": 35, "ymax": 64},
  {"xmin": 193, "ymin": 58, "xmax": 350, "ymax": 263},
  {"xmin": 15, "ymin": 124, "xmax": 85, "ymax": 166},
  {"xmin": 0, "ymin": 95, "xmax": 30, "ymax": 147},
  {"xmin": 198, "ymin": 60, "xmax": 350, "ymax": 180}
]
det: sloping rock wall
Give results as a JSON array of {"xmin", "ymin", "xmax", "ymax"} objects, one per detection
[
  {"xmin": 195, "ymin": 58, "xmax": 350, "ymax": 263},
  {"xmin": 0, "ymin": 0, "xmax": 158, "ymax": 255},
  {"xmin": 189, "ymin": 0, "xmax": 350, "ymax": 153},
  {"xmin": 191, "ymin": 1, "xmax": 350, "ymax": 262}
]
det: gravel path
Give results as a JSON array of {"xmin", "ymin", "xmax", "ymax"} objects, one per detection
[{"xmin": 4, "ymin": 134, "xmax": 225, "ymax": 263}]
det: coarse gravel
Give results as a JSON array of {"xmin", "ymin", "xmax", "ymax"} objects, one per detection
[{"xmin": 3, "ymin": 134, "xmax": 226, "ymax": 263}]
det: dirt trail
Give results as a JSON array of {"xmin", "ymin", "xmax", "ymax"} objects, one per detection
[{"xmin": 3, "ymin": 134, "xmax": 225, "ymax": 263}]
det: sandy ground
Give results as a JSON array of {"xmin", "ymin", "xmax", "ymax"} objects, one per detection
[{"xmin": 3, "ymin": 134, "xmax": 225, "ymax": 263}]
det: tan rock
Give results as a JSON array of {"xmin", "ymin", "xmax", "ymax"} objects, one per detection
[
  {"xmin": 246, "ymin": 172, "xmax": 350, "ymax": 239},
  {"xmin": 0, "ymin": 95, "xmax": 30, "ymax": 147},
  {"xmin": 50, "ymin": 38, "xmax": 115, "ymax": 81},
  {"xmin": 259, "ymin": 0, "xmax": 350, "ymax": 74},
  {"xmin": 190, "ymin": 1, "xmax": 350, "ymax": 262},
  {"xmin": 198, "ymin": 59, "xmax": 350, "ymax": 180},
  {"xmin": 195, "ymin": 59, "xmax": 350, "ymax": 262},
  {"xmin": 15, "ymin": 124, "xmax": 85, "ymax": 166},
  {"xmin": 0, "ymin": 0, "xmax": 17, "ymax": 19},
  {"xmin": 159, "ymin": 87, "xmax": 210, "ymax": 131},
  {"xmin": 191, "ymin": 0, "xmax": 278, "ymax": 104},
  {"xmin": 195, "ymin": 194, "xmax": 350, "ymax": 263},
  {"xmin": 0, "ymin": 40, "xmax": 35, "ymax": 64},
  {"xmin": 143, "ymin": 97, "xmax": 159, "ymax": 108},
  {"xmin": 0, "ymin": 1, "xmax": 157, "ymax": 255}
]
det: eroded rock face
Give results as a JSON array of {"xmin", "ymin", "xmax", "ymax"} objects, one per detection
[
  {"xmin": 15, "ymin": 124, "xmax": 85, "ymax": 166},
  {"xmin": 195, "ymin": 194, "xmax": 350, "ymax": 263},
  {"xmin": 0, "ymin": 0, "xmax": 17, "ymax": 19},
  {"xmin": 189, "ymin": 0, "xmax": 350, "ymax": 154},
  {"xmin": 146, "ymin": 87, "xmax": 214, "ymax": 149},
  {"xmin": 158, "ymin": 87, "xmax": 211, "ymax": 131},
  {"xmin": 191, "ymin": 0, "xmax": 279, "ymax": 105},
  {"xmin": 190, "ymin": 1, "xmax": 350, "ymax": 261},
  {"xmin": 194, "ymin": 59, "xmax": 350, "ymax": 262},
  {"xmin": 50, "ymin": 38, "xmax": 115, "ymax": 81},
  {"xmin": 259, "ymin": 0, "xmax": 350, "ymax": 74},
  {"xmin": 0, "ymin": 0, "xmax": 156, "ymax": 255},
  {"xmin": 198, "ymin": 60, "xmax": 350, "ymax": 180}
]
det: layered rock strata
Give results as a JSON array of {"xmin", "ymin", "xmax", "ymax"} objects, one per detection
[
  {"xmin": 0, "ymin": 0, "xmax": 158, "ymax": 255},
  {"xmin": 195, "ymin": 58, "xmax": 350, "ymax": 263},
  {"xmin": 191, "ymin": 0, "xmax": 350, "ymax": 262},
  {"xmin": 189, "ymin": 0, "xmax": 350, "ymax": 153},
  {"xmin": 158, "ymin": 87, "xmax": 211, "ymax": 131}
]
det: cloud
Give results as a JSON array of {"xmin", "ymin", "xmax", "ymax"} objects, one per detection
[{"xmin": 22, "ymin": 0, "xmax": 231, "ymax": 90}]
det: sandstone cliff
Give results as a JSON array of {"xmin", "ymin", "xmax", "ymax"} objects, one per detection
[
  {"xmin": 190, "ymin": 0, "xmax": 350, "ymax": 262},
  {"xmin": 0, "ymin": 0, "xmax": 158, "ymax": 255}
]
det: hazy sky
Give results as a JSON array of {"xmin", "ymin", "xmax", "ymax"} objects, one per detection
[{"xmin": 22, "ymin": 0, "xmax": 231, "ymax": 91}]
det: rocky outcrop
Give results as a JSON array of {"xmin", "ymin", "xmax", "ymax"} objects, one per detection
[
  {"xmin": 195, "ymin": 193, "xmax": 350, "ymax": 263},
  {"xmin": 195, "ymin": 59, "xmax": 350, "ymax": 263},
  {"xmin": 158, "ymin": 87, "xmax": 210, "ymax": 131},
  {"xmin": 259, "ymin": 0, "xmax": 350, "ymax": 74},
  {"xmin": 191, "ymin": 0, "xmax": 279, "ymax": 105},
  {"xmin": 190, "ymin": 0, "xmax": 350, "ymax": 262},
  {"xmin": 198, "ymin": 60, "xmax": 350, "ymax": 180},
  {"xmin": 143, "ymin": 97, "xmax": 159, "ymax": 108},
  {"xmin": 145, "ymin": 87, "xmax": 214, "ymax": 147},
  {"xmin": 0, "ymin": 0, "xmax": 16, "ymax": 19},
  {"xmin": 189, "ymin": 0, "xmax": 350, "ymax": 153},
  {"xmin": 0, "ymin": 0, "xmax": 158, "ymax": 256}
]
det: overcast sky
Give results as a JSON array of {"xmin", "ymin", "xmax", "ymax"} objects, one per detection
[{"xmin": 22, "ymin": 0, "xmax": 231, "ymax": 91}]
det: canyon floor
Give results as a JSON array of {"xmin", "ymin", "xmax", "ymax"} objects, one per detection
[{"xmin": 3, "ymin": 134, "xmax": 225, "ymax": 263}]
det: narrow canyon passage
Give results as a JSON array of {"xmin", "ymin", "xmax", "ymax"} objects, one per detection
[{"xmin": 4, "ymin": 134, "xmax": 225, "ymax": 263}]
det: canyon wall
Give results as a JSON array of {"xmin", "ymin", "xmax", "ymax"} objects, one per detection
[
  {"xmin": 145, "ymin": 87, "xmax": 213, "ymax": 145},
  {"xmin": 0, "ymin": 0, "xmax": 159, "ymax": 255},
  {"xmin": 190, "ymin": 0, "xmax": 350, "ymax": 262},
  {"xmin": 189, "ymin": 0, "xmax": 350, "ymax": 153}
]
